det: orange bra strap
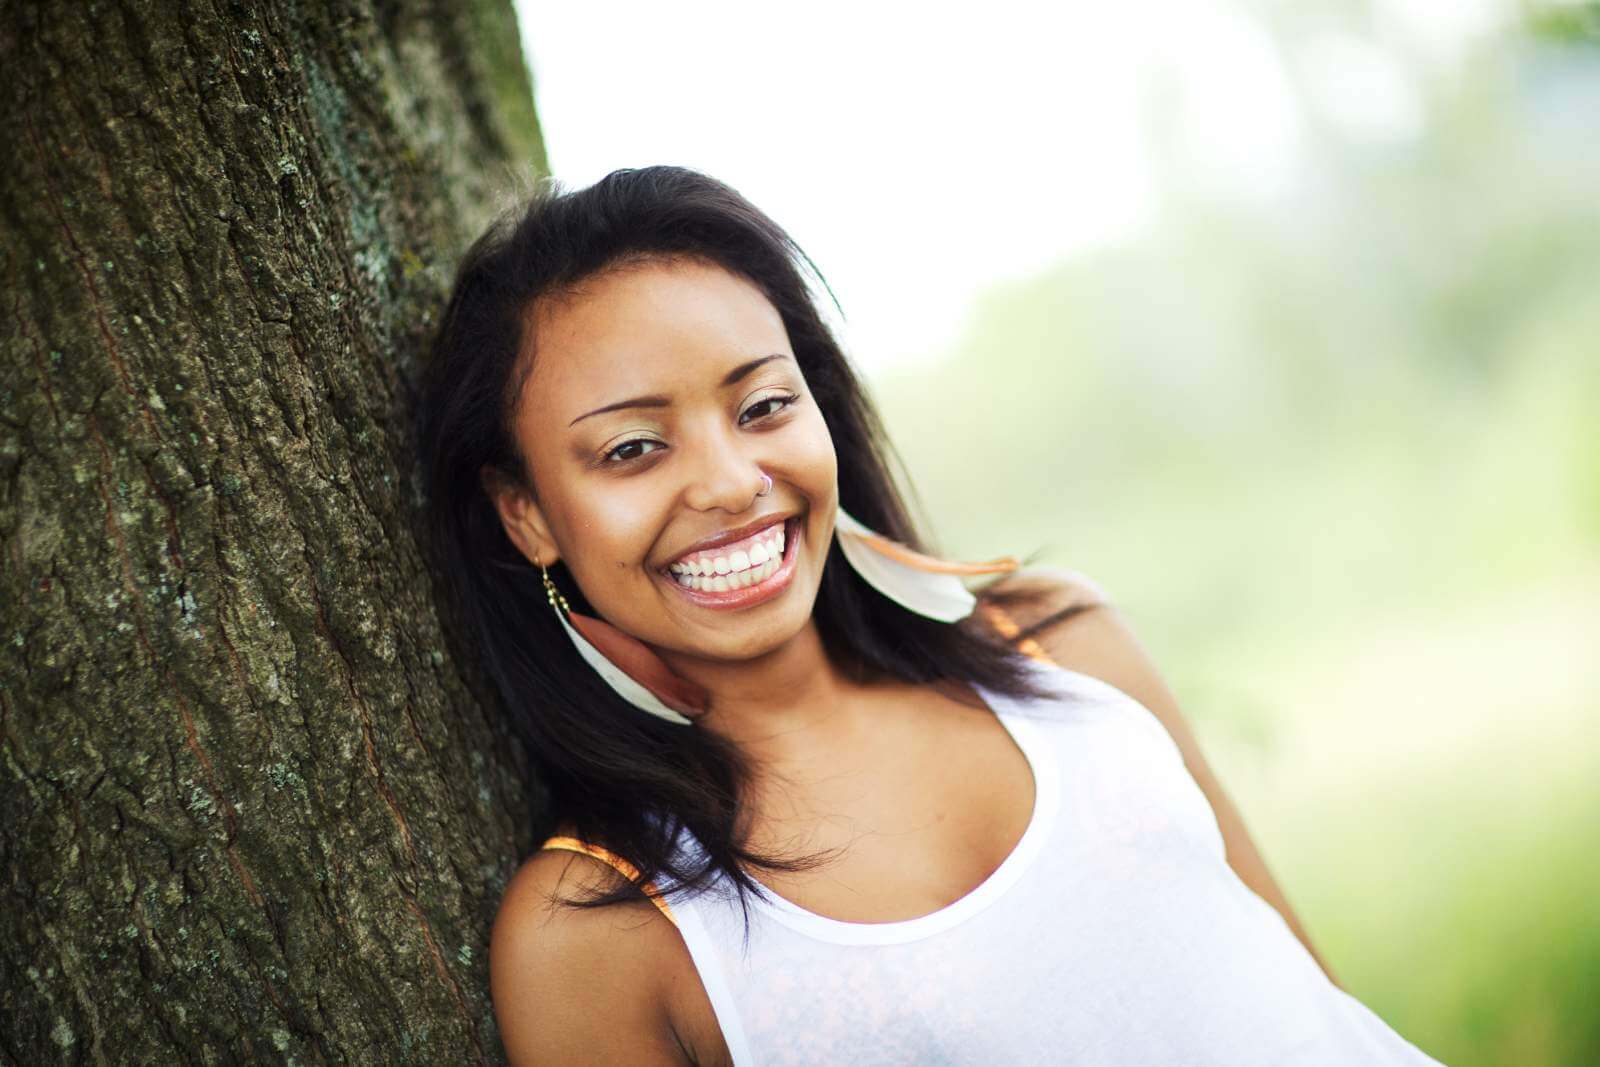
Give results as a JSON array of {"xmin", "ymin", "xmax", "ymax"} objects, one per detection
[
  {"xmin": 539, "ymin": 836, "xmax": 679, "ymax": 928},
  {"xmin": 977, "ymin": 600, "xmax": 1059, "ymax": 668}
]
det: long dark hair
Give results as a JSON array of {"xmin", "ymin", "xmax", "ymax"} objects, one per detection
[{"xmin": 413, "ymin": 165, "xmax": 1087, "ymax": 922}]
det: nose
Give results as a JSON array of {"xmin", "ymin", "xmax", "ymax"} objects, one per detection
[{"xmin": 680, "ymin": 423, "xmax": 769, "ymax": 515}]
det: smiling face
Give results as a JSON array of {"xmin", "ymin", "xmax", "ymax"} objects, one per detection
[{"xmin": 485, "ymin": 255, "xmax": 840, "ymax": 662}]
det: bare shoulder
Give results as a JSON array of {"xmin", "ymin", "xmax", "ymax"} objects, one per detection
[
  {"xmin": 984, "ymin": 568, "xmax": 1179, "ymax": 718},
  {"xmin": 980, "ymin": 565, "xmax": 1111, "ymax": 633},
  {"xmin": 490, "ymin": 844, "xmax": 697, "ymax": 1066},
  {"xmin": 981, "ymin": 566, "xmax": 1179, "ymax": 730}
]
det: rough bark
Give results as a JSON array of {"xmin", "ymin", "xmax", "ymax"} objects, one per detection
[{"xmin": 1, "ymin": 1, "xmax": 547, "ymax": 1062}]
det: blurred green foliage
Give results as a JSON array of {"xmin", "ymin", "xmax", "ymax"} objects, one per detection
[
  {"xmin": 1528, "ymin": 1, "xmax": 1600, "ymax": 44},
  {"xmin": 874, "ymin": 12, "xmax": 1600, "ymax": 1066}
]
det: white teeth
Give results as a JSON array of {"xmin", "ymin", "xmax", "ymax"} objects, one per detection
[
  {"xmin": 671, "ymin": 552, "xmax": 781, "ymax": 593},
  {"xmin": 668, "ymin": 521, "xmax": 789, "ymax": 577}
]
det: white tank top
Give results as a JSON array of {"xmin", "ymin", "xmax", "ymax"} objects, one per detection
[{"xmin": 657, "ymin": 655, "xmax": 1448, "ymax": 1066}]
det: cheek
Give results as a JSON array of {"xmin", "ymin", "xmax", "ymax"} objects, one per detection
[
  {"xmin": 554, "ymin": 490, "xmax": 657, "ymax": 578},
  {"xmin": 789, "ymin": 406, "xmax": 838, "ymax": 484}
]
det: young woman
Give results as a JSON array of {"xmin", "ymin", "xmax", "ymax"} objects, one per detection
[{"xmin": 415, "ymin": 166, "xmax": 1445, "ymax": 1066}]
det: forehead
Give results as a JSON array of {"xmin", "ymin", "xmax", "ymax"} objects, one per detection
[{"xmin": 520, "ymin": 257, "xmax": 789, "ymax": 418}]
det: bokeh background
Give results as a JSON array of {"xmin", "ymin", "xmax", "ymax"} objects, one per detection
[{"xmin": 514, "ymin": 2, "xmax": 1600, "ymax": 1063}]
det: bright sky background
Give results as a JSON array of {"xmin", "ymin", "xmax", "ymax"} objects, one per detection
[{"xmin": 515, "ymin": 0, "xmax": 1513, "ymax": 375}]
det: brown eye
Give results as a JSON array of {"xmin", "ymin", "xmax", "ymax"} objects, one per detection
[
  {"xmin": 740, "ymin": 393, "xmax": 799, "ymax": 425},
  {"xmin": 602, "ymin": 438, "xmax": 664, "ymax": 464}
]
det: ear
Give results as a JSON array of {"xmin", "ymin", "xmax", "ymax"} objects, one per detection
[{"xmin": 480, "ymin": 466, "xmax": 560, "ymax": 568}]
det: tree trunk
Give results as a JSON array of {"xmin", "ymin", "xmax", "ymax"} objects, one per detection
[{"xmin": 1, "ymin": 2, "xmax": 547, "ymax": 1062}]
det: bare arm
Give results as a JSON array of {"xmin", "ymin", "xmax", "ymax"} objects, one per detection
[
  {"xmin": 989, "ymin": 571, "xmax": 1343, "ymax": 989},
  {"xmin": 489, "ymin": 849, "xmax": 697, "ymax": 1065}
]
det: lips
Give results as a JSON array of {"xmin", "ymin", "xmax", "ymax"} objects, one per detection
[{"xmin": 659, "ymin": 516, "xmax": 802, "ymax": 611}]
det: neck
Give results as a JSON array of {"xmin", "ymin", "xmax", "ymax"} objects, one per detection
[
  {"xmin": 652, "ymin": 620, "xmax": 986, "ymax": 854},
  {"xmin": 653, "ymin": 620, "xmax": 884, "ymax": 765}
]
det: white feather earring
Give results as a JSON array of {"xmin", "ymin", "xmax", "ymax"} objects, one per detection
[
  {"xmin": 832, "ymin": 506, "xmax": 1020, "ymax": 622},
  {"xmin": 540, "ymin": 557, "xmax": 707, "ymax": 727}
]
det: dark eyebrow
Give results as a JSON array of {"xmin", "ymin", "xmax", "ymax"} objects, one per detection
[{"xmin": 567, "ymin": 353, "xmax": 792, "ymax": 427}]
